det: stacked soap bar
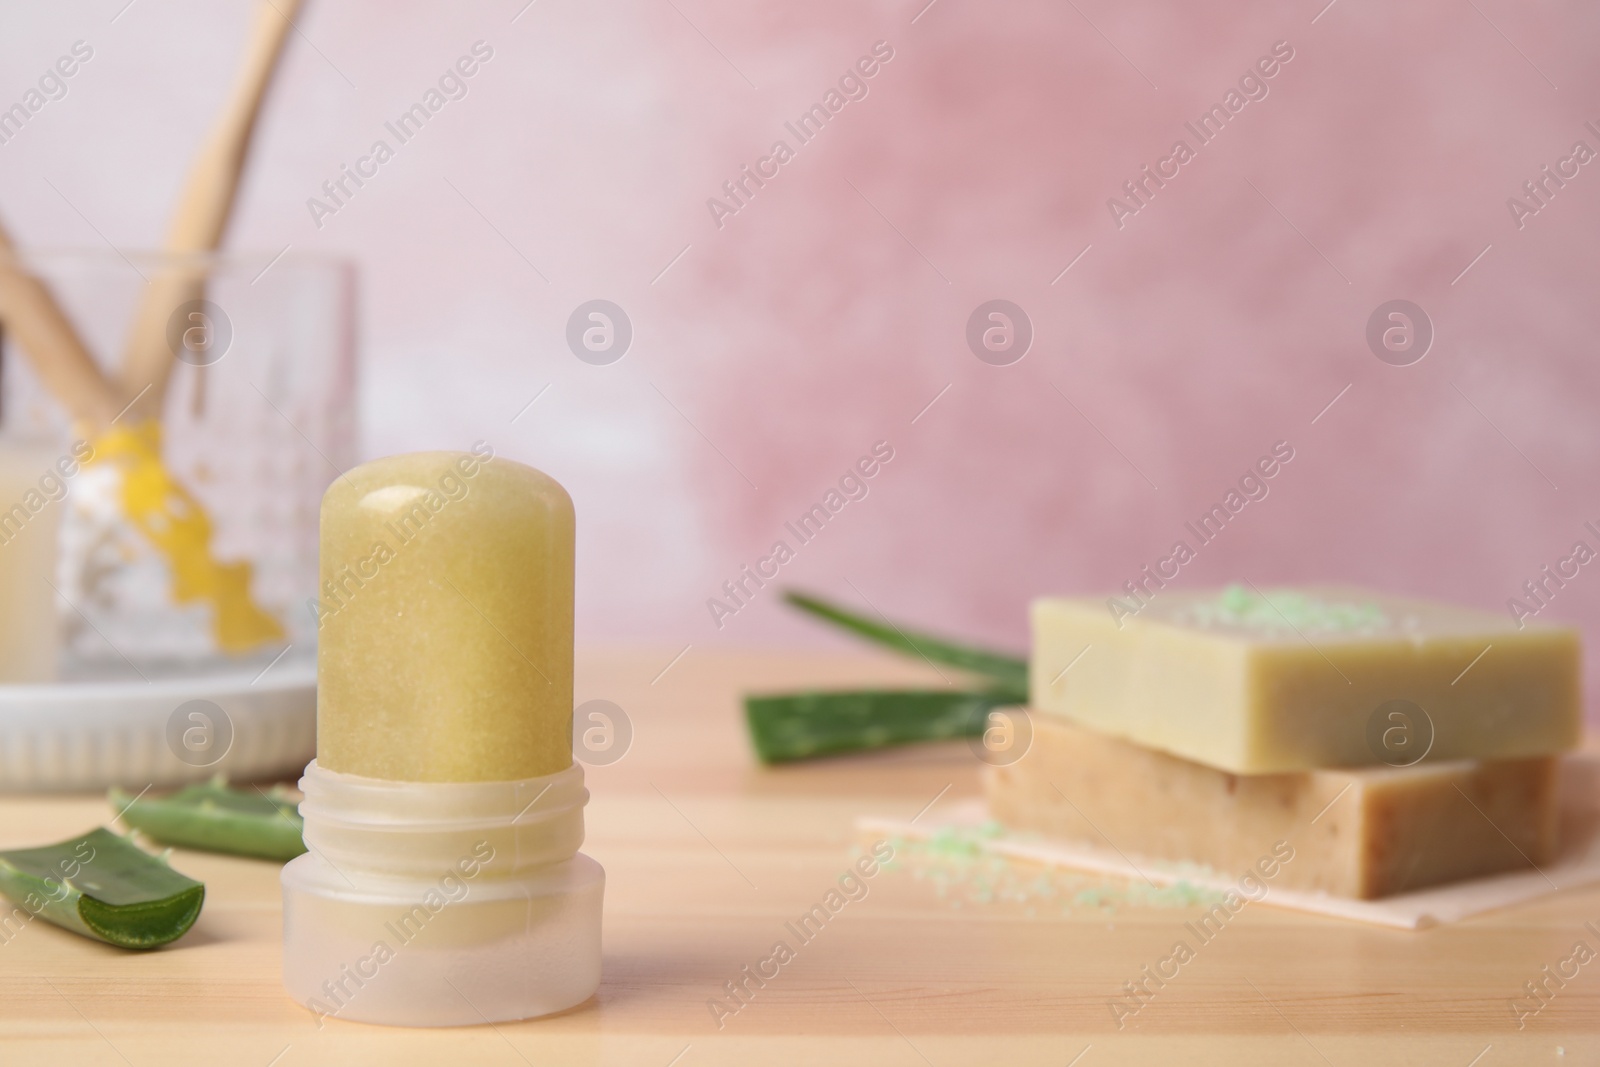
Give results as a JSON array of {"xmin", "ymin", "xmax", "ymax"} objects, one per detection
[
  {"xmin": 986, "ymin": 586, "xmax": 1581, "ymax": 898},
  {"xmin": 989, "ymin": 715, "xmax": 1559, "ymax": 898}
]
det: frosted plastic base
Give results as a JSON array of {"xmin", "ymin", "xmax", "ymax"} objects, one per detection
[
  {"xmin": 282, "ymin": 851, "xmax": 603, "ymax": 1026},
  {"xmin": 280, "ymin": 760, "xmax": 603, "ymax": 1026}
]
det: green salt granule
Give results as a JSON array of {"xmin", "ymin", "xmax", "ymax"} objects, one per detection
[
  {"xmin": 1180, "ymin": 584, "xmax": 1388, "ymax": 636},
  {"xmin": 876, "ymin": 824, "xmax": 1227, "ymax": 915}
]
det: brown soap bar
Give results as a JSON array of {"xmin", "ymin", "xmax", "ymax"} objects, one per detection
[{"xmin": 986, "ymin": 712, "xmax": 1559, "ymax": 899}]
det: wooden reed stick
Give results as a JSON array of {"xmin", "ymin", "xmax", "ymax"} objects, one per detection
[
  {"xmin": 0, "ymin": 217, "xmax": 122, "ymax": 434},
  {"xmin": 115, "ymin": 0, "xmax": 303, "ymax": 420}
]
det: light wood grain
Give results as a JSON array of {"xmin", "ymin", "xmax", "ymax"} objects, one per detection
[{"xmin": 0, "ymin": 649, "xmax": 1595, "ymax": 1065}]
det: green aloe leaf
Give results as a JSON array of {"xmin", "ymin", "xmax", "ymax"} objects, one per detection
[
  {"xmin": 782, "ymin": 590, "xmax": 1029, "ymax": 696},
  {"xmin": 745, "ymin": 688, "xmax": 1014, "ymax": 763},
  {"xmin": 0, "ymin": 827, "xmax": 204, "ymax": 949},
  {"xmin": 111, "ymin": 779, "xmax": 306, "ymax": 862}
]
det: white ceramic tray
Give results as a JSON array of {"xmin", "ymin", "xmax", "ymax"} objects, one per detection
[{"xmin": 0, "ymin": 660, "xmax": 315, "ymax": 792}]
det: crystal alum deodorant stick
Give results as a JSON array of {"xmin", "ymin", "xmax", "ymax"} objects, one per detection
[{"xmin": 281, "ymin": 447, "xmax": 603, "ymax": 1026}]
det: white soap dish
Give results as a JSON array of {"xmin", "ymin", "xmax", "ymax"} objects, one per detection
[{"xmin": 0, "ymin": 659, "xmax": 316, "ymax": 792}]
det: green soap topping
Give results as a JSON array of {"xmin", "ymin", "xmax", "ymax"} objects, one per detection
[
  {"xmin": 1220, "ymin": 584, "xmax": 1253, "ymax": 613},
  {"xmin": 1180, "ymin": 585, "xmax": 1389, "ymax": 635}
]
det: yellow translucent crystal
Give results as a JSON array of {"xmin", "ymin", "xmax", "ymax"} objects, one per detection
[{"xmin": 315, "ymin": 447, "xmax": 574, "ymax": 782}]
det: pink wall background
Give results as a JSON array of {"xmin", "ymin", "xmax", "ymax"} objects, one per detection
[{"xmin": 2, "ymin": 1, "xmax": 1598, "ymax": 682}]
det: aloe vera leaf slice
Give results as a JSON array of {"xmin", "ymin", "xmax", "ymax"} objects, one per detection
[
  {"xmin": 745, "ymin": 688, "xmax": 1013, "ymax": 763},
  {"xmin": 0, "ymin": 827, "xmax": 204, "ymax": 949},
  {"xmin": 782, "ymin": 590, "xmax": 1029, "ymax": 696},
  {"xmin": 111, "ymin": 779, "xmax": 306, "ymax": 862}
]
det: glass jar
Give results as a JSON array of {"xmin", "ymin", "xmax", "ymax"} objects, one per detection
[{"xmin": 0, "ymin": 249, "xmax": 355, "ymax": 682}]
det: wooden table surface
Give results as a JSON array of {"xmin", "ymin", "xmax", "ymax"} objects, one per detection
[{"xmin": 1, "ymin": 648, "xmax": 1595, "ymax": 1066}]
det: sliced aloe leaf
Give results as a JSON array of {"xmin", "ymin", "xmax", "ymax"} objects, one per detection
[
  {"xmin": 111, "ymin": 779, "xmax": 306, "ymax": 862},
  {"xmin": 782, "ymin": 589, "xmax": 1029, "ymax": 696},
  {"xmin": 745, "ymin": 688, "xmax": 1013, "ymax": 763},
  {"xmin": 0, "ymin": 827, "xmax": 204, "ymax": 949}
]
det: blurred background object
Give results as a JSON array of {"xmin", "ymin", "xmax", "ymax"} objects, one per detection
[
  {"xmin": 0, "ymin": 248, "xmax": 349, "ymax": 790},
  {"xmin": 0, "ymin": 1, "xmax": 337, "ymax": 786},
  {"xmin": 1, "ymin": 0, "xmax": 1596, "ymax": 698},
  {"xmin": 2, "ymin": 249, "xmax": 353, "ymax": 679}
]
